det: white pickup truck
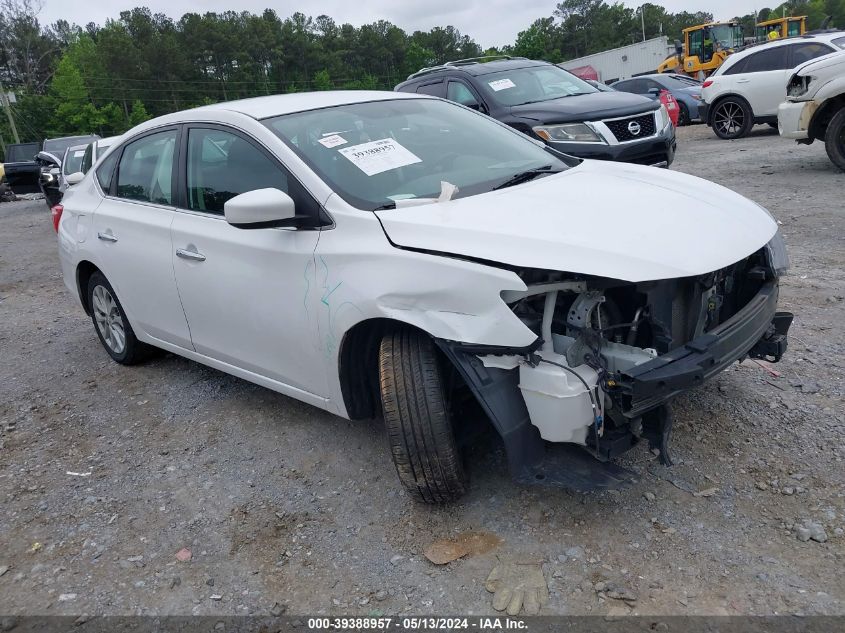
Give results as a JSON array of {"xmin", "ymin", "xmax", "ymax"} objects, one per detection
[{"xmin": 778, "ymin": 49, "xmax": 845, "ymax": 171}]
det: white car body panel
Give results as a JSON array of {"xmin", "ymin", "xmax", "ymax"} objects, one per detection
[
  {"xmin": 778, "ymin": 50, "xmax": 845, "ymax": 138},
  {"xmin": 702, "ymin": 35, "xmax": 845, "ymax": 119},
  {"xmin": 376, "ymin": 159, "xmax": 777, "ymax": 282},
  {"xmin": 57, "ymin": 90, "xmax": 781, "ymax": 424},
  {"xmin": 170, "ymin": 211, "xmax": 324, "ymax": 395}
]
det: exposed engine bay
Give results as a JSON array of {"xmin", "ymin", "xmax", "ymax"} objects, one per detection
[{"xmin": 437, "ymin": 245, "xmax": 792, "ymax": 490}]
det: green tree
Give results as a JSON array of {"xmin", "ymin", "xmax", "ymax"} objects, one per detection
[{"xmin": 313, "ymin": 69, "xmax": 332, "ymax": 90}]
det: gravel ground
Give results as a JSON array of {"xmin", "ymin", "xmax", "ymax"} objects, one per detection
[{"xmin": 0, "ymin": 123, "xmax": 843, "ymax": 617}]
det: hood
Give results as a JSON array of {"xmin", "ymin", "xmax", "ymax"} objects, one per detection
[
  {"xmin": 795, "ymin": 49, "xmax": 845, "ymax": 76},
  {"xmin": 375, "ymin": 161, "xmax": 777, "ymax": 283},
  {"xmin": 509, "ymin": 91, "xmax": 658, "ymax": 124},
  {"xmin": 36, "ymin": 151, "xmax": 62, "ymax": 167}
]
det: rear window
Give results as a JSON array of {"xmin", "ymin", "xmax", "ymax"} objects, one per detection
[{"xmin": 4, "ymin": 143, "xmax": 39, "ymax": 162}]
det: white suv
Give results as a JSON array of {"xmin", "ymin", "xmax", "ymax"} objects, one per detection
[
  {"xmin": 702, "ymin": 33, "xmax": 845, "ymax": 139},
  {"xmin": 55, "ymin": 91, "xmax": 791, "ymax": 502},
  {"xmin": 778, "ymin": 49, "xmax": 845, "ymax": 171}
]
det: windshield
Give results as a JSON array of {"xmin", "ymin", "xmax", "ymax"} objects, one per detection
[
  {"xmin": 5, "ymin": 143, "xmax": 39, "ymax": 163},
  {"xmin": 710, "ymin": 25, "xmax": 744, "ymax": 50},
  {"xmin": 62, "ymin": 147, "xmax": 86, "ymax": 175},
  {"xmin": 264, "ymin": 98, "xmax": 570, "ymax": 211},
  {"xmin": 476, "ymin": 65, "xmax": 598, "ymax": 106}
]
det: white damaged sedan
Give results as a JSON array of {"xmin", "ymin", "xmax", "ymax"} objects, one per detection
[{"xmin": 55, "ymin": 91, "xmax": 792, "ymax": 502}]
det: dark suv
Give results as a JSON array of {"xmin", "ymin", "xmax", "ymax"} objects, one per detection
[{"xmin": 395, "ymin": 57, "xmax": 676, "ymax": 167}]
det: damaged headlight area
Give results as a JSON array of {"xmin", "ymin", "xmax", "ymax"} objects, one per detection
[
  {"xmin": 765, "ymin": 230, "xmax": 790, "ymax": 277},
  {"xmin": 439, "ymin": 247, "xmax": 791, "ymax": 490},
  {"xmin": 786, "ymin": 74, "xmax": 813, "ymax": 99},
  {"xmin": 532, "ymin": 123, "xmax": 605, "ymax": 144}
]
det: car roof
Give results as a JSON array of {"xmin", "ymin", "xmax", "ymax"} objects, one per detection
[
  {"xmin": 189, "ymin": 90, "xmax": 424, "ymax": 120},
  {"xmin": 97, "ymin": 135, "xmax": 121, "ymax": 146},
  {"xmin": 720, "ymin": 33, "xmax": 845, "ymax": 71},
  {"xmin": 401, "ymin": 58, "xmax": 550, "ymax": 84}
]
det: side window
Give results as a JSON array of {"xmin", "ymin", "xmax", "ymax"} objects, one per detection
[
  {"xmin": 688, "ymin": 29, "xmax": 704, "ymax": 60},
  {"xmin": 116, "ymin": 130, "xmax": 177, "ymax": 204},
  {"xmin": 743, "ymin": 46, "xmax": 790, "ymax": 72},
  {"xmin": 81, "ymin": 144, "xmax": 93, "ymax": 174},
  {"xmin": 790, "ymin": 43, "xmax": 834, "ymax": 66},
  {"xmin": 415, "ymin": 81, "xmax": 446, "ymax": 97},
  {"xmin": 723, "ymin": 56, "xmax": 749, "ymax": 75},
  {"xmin": 612, "ymin": 80, "xmax": 632, "ymax": 92},
  {"xmin": 643, "ymin": 79, "xmax": 663, "ymax": 94},
  {"xmin": 186, "ymin": 128, "xmax": 288, "ymax": 215},
  {"xmin": 446, "ymin": 81, "xmax": 479, "ymax": 107},
  {"xmin": 96, "ymin": 150, "xmax": 119, "ymax": 193}
]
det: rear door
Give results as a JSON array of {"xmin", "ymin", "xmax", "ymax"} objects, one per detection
[
  {"xmin": 731, "ymin": 45, "xmax": 792, "ymax": 116},
  {"xmin": 91, "ymin": 127, "xmax": 192, "ymax": 348},
  {"xmin": 170, "ymin": 124, "xmax": 325, "ymax": 398}
]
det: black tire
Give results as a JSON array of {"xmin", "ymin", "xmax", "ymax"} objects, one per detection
[
  {"xmin": 378, "ymin": 328, "xmax": 468, "ymax": 503},
  {"xmin": 87, "ymin": 271, "xmax": 153, "ymax": 365},
  {"xmin": 677, "ymin": 102, "xmax": 689, "ymax": 127},
  {"xmin": 711, "ymin": 97, "xmax": 753, "ymax": 139},
  {"xmin": 824, "ymin": 108, "xmax": 845, "ymax": 173}
]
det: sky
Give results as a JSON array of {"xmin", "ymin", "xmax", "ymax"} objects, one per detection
[{"xmin": 39, "ymin": 0, "xmax": 764, "ymax": 49}]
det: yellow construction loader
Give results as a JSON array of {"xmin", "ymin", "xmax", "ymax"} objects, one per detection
[
  {"xmin": 755, "ymin": 16, "xmax": 807, "ymax": 42},
  {"xmin": 657, "ymin": 21, "xmax": 745, "ymax": 79}
]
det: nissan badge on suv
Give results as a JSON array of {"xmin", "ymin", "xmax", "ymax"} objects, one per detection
[{"xmin": 395, "ymin": 56, "xmax": 676, "ymax": 167}]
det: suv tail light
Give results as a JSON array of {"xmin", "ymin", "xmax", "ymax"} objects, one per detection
[
  {"xmin": 702, "ymin": 80, "xmax": 714, "ymax": 88},
  {"xmin": 51, "ymin": 204, "xmax": 64, "ymax": 233}
]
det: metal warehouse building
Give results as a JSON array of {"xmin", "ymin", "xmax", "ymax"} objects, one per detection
[{"xmin": 558, "ymin": 37, "xmax": 675, "ymax": 83}]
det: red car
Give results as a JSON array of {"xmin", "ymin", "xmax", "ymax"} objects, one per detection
[{"xmin": 660, "ymin": 89, "xmax": 680, "ymax": 127}]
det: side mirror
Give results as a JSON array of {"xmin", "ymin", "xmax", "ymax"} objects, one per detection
[
  {"xmin": 224, "ymin": 188, "xmax": 309, "ymax": 229},
  {"xmin": 647, "ymin": 87, "xmax": 661, "ymax": 97},
  {"xmin": 66, "ymin": 171, "xmax": 85, "ymax": 186}
]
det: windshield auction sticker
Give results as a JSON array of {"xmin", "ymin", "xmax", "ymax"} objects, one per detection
[
  {"xmin": 318, "ymin": 134, "xmax": 347, "ymax": 148},
  {"xmin": 488, "ymin": 78, "xmax": 516, "ymax": 91},
  {"xmin": 339, "ymin": 138, "xmax": 422, "ymax": 176}
]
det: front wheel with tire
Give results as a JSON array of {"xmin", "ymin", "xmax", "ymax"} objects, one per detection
[
  {"xmin": 87, "ymin": 271, "xmax": 153, "ymax": 365},
  {"xmin": 712, "ymin": 98, "xmax": 753, "ymax": 139},
  {"xmin": 378, "ymin": 328, "xmax": 468, "ymax": 503},
  {"xmin": 824, "ymin": 108, "xmax": 845, "ymax": 172},
  {"xmin": 677, "ymin": 102, "xmax": 689, "ymax": 127}
]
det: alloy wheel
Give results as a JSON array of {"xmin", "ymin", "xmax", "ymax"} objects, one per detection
[
  {"xmin": 92, "ymin": 284, "xmax": 126, "ymax": 354},
  {"xmin": 714, "ymin": 102, "xmax": 745, "ymax": 138}
]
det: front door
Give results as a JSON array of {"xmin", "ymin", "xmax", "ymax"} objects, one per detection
[{"xmin": 170, "ymin": 126, "xmax": 325, "ymax": 397}]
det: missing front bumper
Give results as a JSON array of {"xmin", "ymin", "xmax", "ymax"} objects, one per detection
[{"xmin": 618, "ymin": 280, "xmax": 790, "ymax": 417}]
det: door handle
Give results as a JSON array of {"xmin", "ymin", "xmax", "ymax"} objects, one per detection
[
  {"xmin": 97, "ymin": 232, "xmax": 118, "ymax": 243},
  {"xmin": 736, "ymin": 78, "xmax": 750, "ymax": 83},
  {"xmin": 176, "ymin": 248, "xmax": 206, "ymax": 262}
]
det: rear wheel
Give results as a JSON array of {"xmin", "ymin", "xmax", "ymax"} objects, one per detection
[
  {"xmin": 378, "ymin": 328, "xmax": 468, "ymax": 503},
  {"xmin": 824, "ymin": 108, "xmax": 845, "ymax": 172},
  {"xmin": 87, "ymin": 271, "xmax": 153, "ymax": 365},
  {"xmin": 712, "ymin": 97, "xmax": 753, "ymax": 139}
]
